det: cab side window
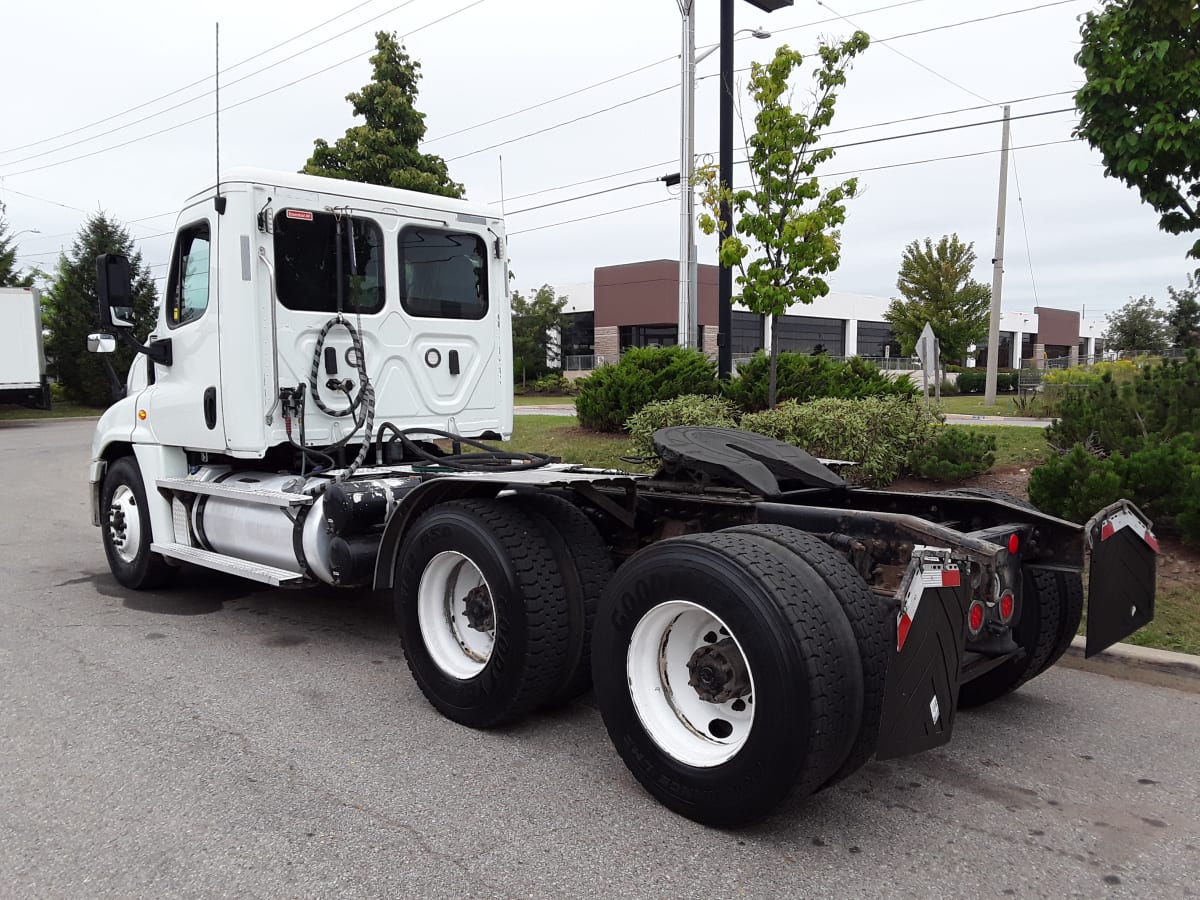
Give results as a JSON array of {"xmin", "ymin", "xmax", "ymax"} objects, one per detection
[{"xmin": 166, "ymin": 222, "xmax": 211, "ymax": 328}]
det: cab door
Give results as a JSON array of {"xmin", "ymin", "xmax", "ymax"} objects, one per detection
[{"xmin": 145, "ymin": 208, "xmax": 226, "ymax": 451}]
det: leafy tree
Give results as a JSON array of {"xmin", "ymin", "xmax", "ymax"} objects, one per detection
[
  {"xmin": 45, "ymin": 213, "xmax": 158, "ymax": 407},
  {"xmin": 883, "ymin": 234, "xmax": 991, "ymax": 378},
  {"xmin": 0, "ymin": 216, "xmax": 35, "ymax": 287},
  {"xmin": 303, "ymin": 31, "xmax": 463, "ymax": 198},
  {"xmin": 1074, "ymin": 1, "xmax": 1200, "ymax": 259},
  {"xmin": 510, "ymin": 284, "xmax": 567, "ymax": 381},
  {"xmin": 1102, "ymin": 295, "xmax": 1169, "ymax": 353},
  {"xmin": 697, "ymin": 32, "xmax": 871, "ymax": 408},
  {"xmin": 1167, "ymin": 273, "xmax": 1200, "ymax": 348}
]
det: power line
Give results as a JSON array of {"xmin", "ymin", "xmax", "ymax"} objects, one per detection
[
  {"xmin": 0, "ymin": 0, "xmax": 489, "ymax": 179},
  {"xmin": 506, "ymin": 179, "xmax": 664, "ymax": 216},
  {"xmin": 0, "ymin": 0, "xmax": 399, "ymax": 159},
  {"xmin": 508, "ymin": 138, "xmax": 1078, "ymax": 237}
]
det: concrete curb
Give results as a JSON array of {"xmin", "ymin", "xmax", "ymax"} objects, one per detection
[{"xmin": 1059, "ymin": 635, "xmax": 1200, "ymax": 693}]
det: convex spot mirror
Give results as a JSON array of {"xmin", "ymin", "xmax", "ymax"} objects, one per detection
[
  {"xmin": 87, "ymin": 333, "xmax": 117, "ymax": 354},
  {"xmin": 94, "ymin": 253, "xmax": 135, "ymax": 329}
]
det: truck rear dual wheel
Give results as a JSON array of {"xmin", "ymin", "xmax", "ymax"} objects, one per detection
[
  {"xmin": 722, "ymin": 525, "xmax": 889, "ymax": 788},
  {"xmin": 394, "ymin": 497, "xmax": 606, "ymax": 728},
  {"xmin": 100, "ymin": 456, "xmax": 175, "ymax": 590},
  {"xmin": 591, "ymin": 532, "xmax": 864, "ymax": 827},
  {"xmin": 958, "ymin": 567, "xmax": 1083, "ymax": 708},
  {"xmin": 933, "ymin": 489, "xmax": 1085, "ymax": 708}
]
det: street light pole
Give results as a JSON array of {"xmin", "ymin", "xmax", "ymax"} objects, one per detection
[{"xmin": 677, "ymin": 1, "xmax": 697, "ymax": 350}]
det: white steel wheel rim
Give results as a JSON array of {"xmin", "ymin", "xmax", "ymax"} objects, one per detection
[
  {"xmin": 626, "ymin": 600, "xmax": 756, "ymax": 768},
  {"xmin": 108, "ymin": 484, "xmax": 142, "ymax": 565},
  {"xmin": 417, "ymin": 551, "xmax": 497, "ymax": 680}
]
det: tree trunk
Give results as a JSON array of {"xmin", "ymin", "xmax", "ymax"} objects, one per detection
[{"xmin": 769, "ymin": 313, "xmax": 780, "ymax": 409}]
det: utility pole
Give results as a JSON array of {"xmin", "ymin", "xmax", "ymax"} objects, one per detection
[
  {"xmin": 677, "ymin": 1, "xmax": 697, "ymax": 349},
  {"xmin": 983, "ymin": 104, "xmax": 1011, "ymax": 406}
]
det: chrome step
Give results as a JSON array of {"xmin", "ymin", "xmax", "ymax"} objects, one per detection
[
  {"xmin": 150, "ymin": 542, "xmax": 307, "ymax": 586},
  {"xmin": 156, "ymin": 477, "xmax": 313, "ymax": 507}
]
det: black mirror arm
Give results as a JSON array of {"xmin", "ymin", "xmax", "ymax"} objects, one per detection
[
  {"xmin": 100, "ymin": 357, "xmax": 127, "ymax": 402},
  {"xmin": 115, "ymin": 330, "xmax": 173, "ymax": 366}
]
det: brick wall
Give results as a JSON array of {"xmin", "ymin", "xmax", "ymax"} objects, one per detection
[{"xmin": 594, "ymin": 326, "xmax": 619, "ymax": 365}]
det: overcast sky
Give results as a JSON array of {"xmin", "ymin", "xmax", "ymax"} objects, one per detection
[{"xmin": 3, "ymin": 0, "xmax": 1194, "ymax": 319}]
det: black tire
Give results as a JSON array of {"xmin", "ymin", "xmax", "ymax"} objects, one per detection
[
  {"xmin": 591, "ymin": 531, "xmax": 863, "ymax": 827},
  {"xmin": 511, "ymin": 493, "xmax": 613, "ymax": 706},
  {"xmin": 100, "ymin": 456, "xmax": 175, "ymax": 590},
  {"xmin": 722, "ymin": 524, "xmax": 888, "ymax": 787},
  {"xmin": 395, "ymin": 499, "xmax": 572, "ymax": 728},
  {"xmin": 958, "ymin": 567, "xmax": 1082, "ymax": 708}
]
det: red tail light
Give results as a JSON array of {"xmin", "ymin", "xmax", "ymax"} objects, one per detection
[
  {"xmin": 998, "ymin": 590, "xmax": 1015, "ymax": 623},
  {"xmin": 968, "ymin": 600, "xmax": 985, "ymax": 636},
  {"xmin": 1007, "ymin": 533, "xmax": 1020, "ymax": 554}
]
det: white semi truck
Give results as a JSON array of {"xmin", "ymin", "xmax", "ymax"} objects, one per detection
[
  {"xmin": 87, "ymin": 168, "xmax": 1159, "ymax": 826},
  {"xmin": 0, "ymin": 286, "xmax": 50, "ymax": 410}
]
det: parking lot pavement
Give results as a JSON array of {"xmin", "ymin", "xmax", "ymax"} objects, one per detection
[{"xmin": 2, "ymin": 418, "xmax": 1197, "ymax": 899}]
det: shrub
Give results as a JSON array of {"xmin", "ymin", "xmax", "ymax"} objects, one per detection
[
  {"xmin": 937, "ymin": 378, "xmax": 959, "ymax": 397},
  {"xmin": 739, "ymin": 396, "xmax": 942, "ymax": 486},
  {"xmin": 910, "ymin": 428, "xmax": 997, "ymax": 482},
  {"xmin": 530, "ymin": 372, "xmax": 577, "ymax": 395},
  {"xmin": 954, "ymin": 371, "xmax": 1015, "ymax": 393},
  {"xmin": 625, "ymin": 395, "xmax": 739, "ymax": 456},
  {"xmin": 575, "ymin": 346, "xmax": 719, "ymax": 432},
  {"xmin": 724, "ymin": 352, "xmax": 916, "ymax": 413},
  {"xmin": 1047, "ymin": 353, "xmax": 1200, "ymax": 455},
  {"xmin": 1029, "ymin": 437, "xmax": 1200, "ymax": 542}
]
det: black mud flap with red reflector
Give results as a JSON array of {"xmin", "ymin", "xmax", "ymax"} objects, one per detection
[
  {"xmin": 875, "ymin": 547, "xmax": 969, "ymax": 762},
  {"xmin": 1085, "ymin": 500, "xmax": 1158, "ymax": 658}
]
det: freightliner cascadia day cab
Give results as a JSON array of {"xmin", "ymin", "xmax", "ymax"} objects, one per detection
[{"xmin": 86, "ymin": 169, "xmax": 1159, "ymax": 826}]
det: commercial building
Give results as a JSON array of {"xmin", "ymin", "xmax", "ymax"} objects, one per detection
[{"xmin": 552, "ymin": 259, "xmax": 1105, "ymax": 370}]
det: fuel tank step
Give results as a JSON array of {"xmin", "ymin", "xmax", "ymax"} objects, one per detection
[{"xmin": 150, "ymin": 542, "xmax": 306, "ymax": 586}]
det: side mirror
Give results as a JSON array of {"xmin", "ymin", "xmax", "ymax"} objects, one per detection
[
  {"xmin": 95, "ymin": 254, "xmax": 135, "ymax": 329},
  {"xmin": 87, "ymin": 333, "xmax": 117, "ymax": 354}
]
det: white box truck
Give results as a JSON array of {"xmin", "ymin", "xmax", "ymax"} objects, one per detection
[{"xmin": 0, "ymin": 286, "xmax": 50, "ymax": 409}]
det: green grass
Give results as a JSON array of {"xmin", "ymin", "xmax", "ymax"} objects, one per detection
[
  {"xmin": 1121, "ymin": 586, "xmax": 1200, "ymax": 656},
  {"xmin": 936, "ymin": 395, "xmax": 1025, "ymax": 416},
  {"xmin": 0, "ymin": 401, "xmax": 104, "ymax": 420},
  {"xmin": 514, "ymin": 394, "xmax": 576, "ymax": 407},
  {"xmin": 956, "ymin": 425, "xmax": 1050, "ymax": 468},
  {"xmin": 508, "ymin": 414, "xmax": 650, "ymax": 471}
]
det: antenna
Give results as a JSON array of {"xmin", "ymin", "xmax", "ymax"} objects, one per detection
[
  {"xmin": 214, "ymin": 22, "xmax": 226, "ymax": 214},
  {"xmin": 498, "ymin": 154, "xmax": 506, "ymax": 217}
]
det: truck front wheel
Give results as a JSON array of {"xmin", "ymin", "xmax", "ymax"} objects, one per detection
[
  {"xmin": 591, "ymin": 532, "xmax": 863, "ymax": 827},
  {"xmin": 100, "ymin": 456, "xmax": 175, "ymax": 590}
]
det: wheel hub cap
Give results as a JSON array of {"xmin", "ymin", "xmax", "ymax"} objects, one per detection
[{"xmin": 107, "ymin": 484, "xmax": 141, "ymax": 565}]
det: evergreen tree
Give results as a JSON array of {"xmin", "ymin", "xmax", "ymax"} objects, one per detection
[
  {"xmin": 45, "ymin": 213, "xmax": 158, "ymax": 407},
  {"xmin": 0, "ymin": 216, "xmax": 35, "ymax": 287},
  {"xmin": 303, "ymin": 31, "xmax": 463, "ymax": 198}
]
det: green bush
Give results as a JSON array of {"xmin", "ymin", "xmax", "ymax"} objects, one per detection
[
  {"xmin": 910, "ymin": 428, "xmax": 997, "ymax": 482},
  {"xmin": 937, "ymin": 378, "xmax": 959, "ymax": 397},
  {"xmin": 740, "ymin": 396, "xmax": 942, "ymax": 486},
  {"xmin": 724, "ymin": 352, "xmax": 916, "ymax": 413},
  {"xmin": 575, "ymin": 346, "xmax": 719, "ymax": 432},
  {"xmin": 1029, "ymin": 436, "xmax": 1200, "ymax": 542},
  {"xmin": 625, "ymin": 395, "xmax": 739, "ymax": 456},
  {"xmin": 1047, "ymin": 353, "xmax": 1200, "ymax": 455},
  {"xmin": 529, "ymin": 372, "xmax": 577, "ymax": 395},
  {"xmin": 955, "ymin": 371, "xmax": 1016, "ymax": 394}
]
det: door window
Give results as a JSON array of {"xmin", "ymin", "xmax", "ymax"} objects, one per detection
[
  {"xmin": 166, "ymin": 221, "xmax": 211, "ymax": 328},
  {"xmin": 273, "ymin": 210, "xmax": 384, "ymax": 314},
  {"xmin": 398, "ymin": 227, "xmax": 488, "ymax": 320}
]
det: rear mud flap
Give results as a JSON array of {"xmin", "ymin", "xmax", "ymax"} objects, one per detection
[
  {"xmin": 1085, "ymin": 501, "xmax": 1158, "ymax": 658},
  {"xmin": 875, "ymin": 549, "xmax": 969, "ymax": 762}
]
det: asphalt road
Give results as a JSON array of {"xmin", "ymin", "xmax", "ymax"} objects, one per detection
[{"xmin": 2, "ymin": 418, "xmax": 1197, "ymax": 899}]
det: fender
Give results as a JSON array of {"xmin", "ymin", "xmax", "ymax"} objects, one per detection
[{"xmin": 371, "ymin": 477, "xmax": 505, "ymax": 590}]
